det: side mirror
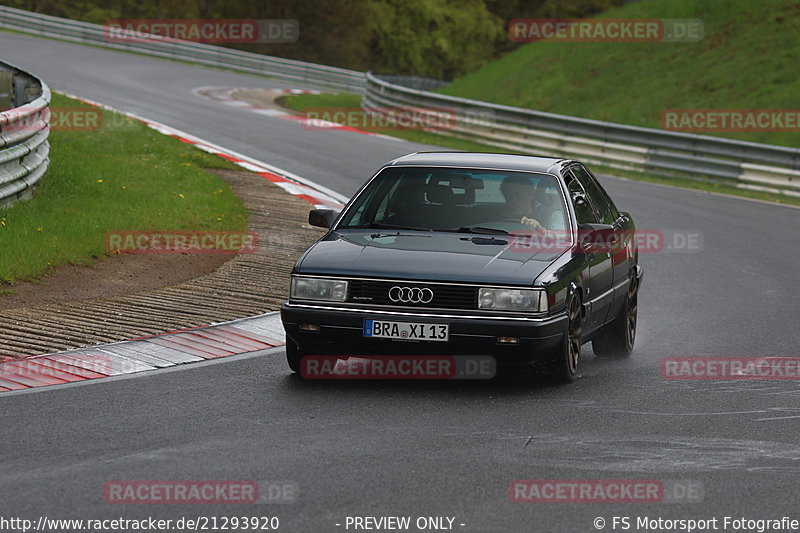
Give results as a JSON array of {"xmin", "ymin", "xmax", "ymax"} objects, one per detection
[
  {"xmin": 308, "ymin": 209, "xmax": 339, "ymax": 229},
  {"xmin": 578, "ymin": 223, "xmax": 617, "ymax": 254}
]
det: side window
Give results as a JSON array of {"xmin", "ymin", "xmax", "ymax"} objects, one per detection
[
  {"xmin": 584, "ymin": 166, "xmax": 620, "ymax": 220},
  {"xmin": 572, "ymin": 165, "xmax": 615, "ymax": 224},
  {"xmin": 565, "ymin": 171, "xmax": 598, "ymax": 224}
]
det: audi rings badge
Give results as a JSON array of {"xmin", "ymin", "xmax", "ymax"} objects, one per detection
[{"xmin": 388, "ymin": 286, "xmax": 434, "ymax": 304}]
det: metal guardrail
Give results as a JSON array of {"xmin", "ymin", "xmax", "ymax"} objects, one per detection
[
  {"xmin": 2, "ymin": 6, "xmax": 797, "ymax": 196},
  {"xmin": 363, "ymin": 72, "xmax": 800, "ymax": 196},
  {"xmin": 0, "ymin": 5, "xmax": 365, "ymax": 93},
  {"xmin": 372, "ymin": 74, "xmax": 449, "ymax": 92},
  {"xmin": 0, "ymin": 60, "xmax": 50, "ymax": 207}
]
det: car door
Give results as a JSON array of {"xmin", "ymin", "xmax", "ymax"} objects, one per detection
[
  {"xmin": 565, "ymin": 167, "xmax": 614, "ymax": 331},
  {"xmin": 573, "ymin": 164, "xmax": 634, "ymax": 320}
]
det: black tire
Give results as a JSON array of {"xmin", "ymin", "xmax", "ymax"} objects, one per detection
[
  {"xmin": 548, "ymin": 292, "xmax": 583, "ymax": 383},
  {"xmin": 593, "ymin": 274, "xmax": 638, "ymax": 358},
  {"xmin": 286, "ymin": 341, "xmax": 303, "ymax": 374}
]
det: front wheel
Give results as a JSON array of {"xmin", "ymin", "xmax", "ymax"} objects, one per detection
[
  {"xmin": 548, "ymin": 292, "xmax": 583, "ymax": 383},
  {"xmin": 286, "ymin": 341, "xmax": 304, "ymax": 374},
  {"xmin": 593, "ymin": 274, "xmax": 638, "ymax": 358}
]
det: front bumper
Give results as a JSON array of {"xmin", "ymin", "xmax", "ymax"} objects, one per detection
[{"xmin": 281, "ymin": 303, "xmax": 567, "ymax": 365}]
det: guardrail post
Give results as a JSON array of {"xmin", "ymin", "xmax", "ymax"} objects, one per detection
[
  {"xmin": 0, "ymin": 69, "xmax": 12, "ymax": 111},
  {"xmin": 13, "ymin": 72, "xmax": 34, "ymax": 106}
]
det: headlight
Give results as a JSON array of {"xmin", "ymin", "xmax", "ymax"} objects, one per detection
[
  {"xmin": 478, "ymin": 287, "xmax": 548, "ymax": 312},
  {"xmin": 290, "ymin": 276, "xmax": 348, "ymax": 302}
]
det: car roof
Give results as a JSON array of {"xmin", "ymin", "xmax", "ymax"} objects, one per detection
[{"xmin": 385, "ymin": 152, "xmax": 572, "ymax": 174}]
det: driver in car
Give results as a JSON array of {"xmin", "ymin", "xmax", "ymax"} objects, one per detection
[{"xmin": 500, "ymin": 175, "xmax": 547, "ymax": 230}]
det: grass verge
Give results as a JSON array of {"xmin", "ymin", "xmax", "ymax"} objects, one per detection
[
  {"xmin": 441, "ymin": 0, "xmax": 800, "ymax": 148},
  {"xmin": 0, "ymin": 93, "xmax": 248, "ymax": 284}
]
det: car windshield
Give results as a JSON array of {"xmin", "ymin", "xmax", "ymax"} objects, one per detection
[{"xmin": 337, "ymin": 167, "xmax": 568, "ymax": 233}]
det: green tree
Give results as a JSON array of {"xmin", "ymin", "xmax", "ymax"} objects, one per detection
[
  {"xmin": 367, "ymin": 0, "xmax": 504, "ymax": 79},
  {"xmin": 1, "ymin": 0, "xmax": 625, "ymax": 78}
]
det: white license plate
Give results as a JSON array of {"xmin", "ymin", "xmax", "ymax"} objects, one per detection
[{"xmin": 363, "ymin": 320, "xmax": 448, "ymax": 342}]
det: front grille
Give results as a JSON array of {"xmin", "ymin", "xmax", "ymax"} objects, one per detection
[{"xmin": 348, "ymin": 279, "xmax": 477, "ymax": 310}]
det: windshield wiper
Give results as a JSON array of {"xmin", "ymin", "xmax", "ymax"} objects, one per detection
[{"xmin": 453, "ymin": 226, "xmax": 510, "ymax": 236}]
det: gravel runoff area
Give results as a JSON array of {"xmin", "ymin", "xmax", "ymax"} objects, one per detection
[{"xmin": 0, "ymin": 169, "xmax": 325, "ymax": 358}]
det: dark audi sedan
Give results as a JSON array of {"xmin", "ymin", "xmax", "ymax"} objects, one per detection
[{"xmin": 281, "ymin": 152, "xmax": 642, "ymax": 382}]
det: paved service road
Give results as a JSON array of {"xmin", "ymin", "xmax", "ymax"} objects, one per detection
[{"xmin": 2, "ymin": 31, "xmax": 799, "ymax": 532}]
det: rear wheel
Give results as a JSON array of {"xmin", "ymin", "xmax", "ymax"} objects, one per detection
[
  {"xmin": 548, "ymin": 292, "xmax": 582, "ymax": 383},
  {"xmin": 593, "ymin": 274, "xmax": 638, "ymax": 358}
]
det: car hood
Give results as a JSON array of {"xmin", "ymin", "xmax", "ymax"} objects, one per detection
[{"xmin": 295, "ymin": 230, "xmax": 563, "ymax": 285}]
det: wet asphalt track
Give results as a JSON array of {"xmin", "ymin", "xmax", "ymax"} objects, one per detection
[{"xmin": 2, "ymin": 31, "xmax": 800, "ymax": 532}]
